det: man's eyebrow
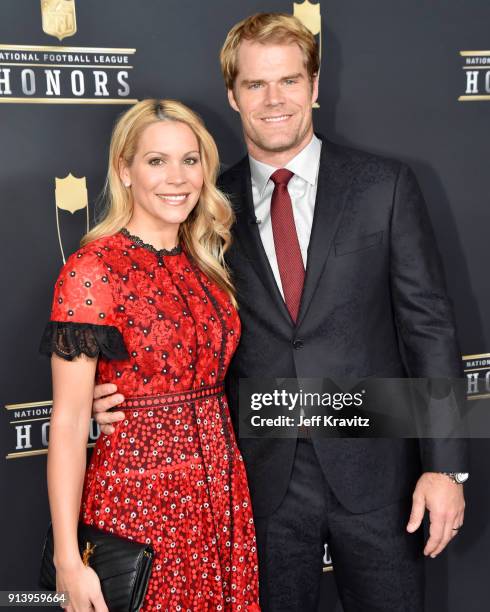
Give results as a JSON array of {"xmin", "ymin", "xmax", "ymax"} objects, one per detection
[
  {"xmin": 281, "ymin": 73, "xmax": 303, "ymax": 80},
  {"xmin": 240, "ymin": 78, "xmax": 266, "ymax": 86},
  {"xmin": 240, "ymin": 73, "xmax": 304, "ymax": 86}
]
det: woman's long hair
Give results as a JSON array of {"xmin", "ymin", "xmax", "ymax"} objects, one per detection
[{"xmin": 81, "ymin": 99, "xmax": 236, "ymax": 304}]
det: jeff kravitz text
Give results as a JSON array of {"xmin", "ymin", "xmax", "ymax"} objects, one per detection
[{"xmin": 250, "ymin": 413, "xmax": 371, "ymax": 429}]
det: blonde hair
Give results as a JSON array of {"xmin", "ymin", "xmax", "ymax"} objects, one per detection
[
  {"xmin": 82, "ymin": 99, "xmax": 236, "ymax": 304},
  {"xmin": 220, "ymin": 12, "xmax": 319, "ymax": 90}
]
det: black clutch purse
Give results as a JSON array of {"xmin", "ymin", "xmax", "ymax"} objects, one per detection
[{"xmin": 39, "ymin": 521, "xmax": 154, "ymax": 612}]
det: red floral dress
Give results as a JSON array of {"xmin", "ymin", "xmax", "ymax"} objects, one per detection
[{"xmin": 40, "ymin": 228, "xmax": 260, "ymax": 611}]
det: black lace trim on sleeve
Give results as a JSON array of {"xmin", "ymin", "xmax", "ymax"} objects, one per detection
[{"xmin": 39, "ymin": 322, "xmax": 129, "ymax": 361}]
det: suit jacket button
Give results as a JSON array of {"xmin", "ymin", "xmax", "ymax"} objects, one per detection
[{"xmin": 293, "ymin": 339, "xmax": 304, "ymax": 350}]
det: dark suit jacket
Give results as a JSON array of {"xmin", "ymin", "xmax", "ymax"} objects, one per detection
[{"xmin": 219, "ymin": 137, "xmax": 468, "ymax": 518}]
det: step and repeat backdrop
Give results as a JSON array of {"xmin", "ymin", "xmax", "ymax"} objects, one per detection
[{"xmin": 1, "ymin": 1, "xmax": 489, "ymax": 610}]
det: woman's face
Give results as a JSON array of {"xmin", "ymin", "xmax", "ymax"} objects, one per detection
[{"xmin": 120, "ymin": 120, "xmax": 204, "ymax": 230}]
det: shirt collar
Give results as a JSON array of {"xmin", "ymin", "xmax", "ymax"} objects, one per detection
[{"xmin": 249, "ymin": 134, "xmax": 322, "ymax": 197}]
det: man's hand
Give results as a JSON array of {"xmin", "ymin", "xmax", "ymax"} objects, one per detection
[
  {"xmin": 406, "ymin": 472, "xmax": 465, "ymax": 558},
  {"xmin": 92, "ymin": 383, "xmax": 125, "ymax": 435}
]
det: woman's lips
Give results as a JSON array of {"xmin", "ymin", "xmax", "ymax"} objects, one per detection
[{"xmin": 156, "ymin": 193, "xmax": 189, "ymax": 204}]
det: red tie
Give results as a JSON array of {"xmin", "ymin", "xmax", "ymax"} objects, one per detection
[{"xmin": 270, "ymin": 169, "xmax": 305, "ymax": 323}]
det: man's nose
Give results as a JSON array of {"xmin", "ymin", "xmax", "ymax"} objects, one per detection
[{"xmin": 264, "ymin": 83, "xmax": 285, "ymax": 106}]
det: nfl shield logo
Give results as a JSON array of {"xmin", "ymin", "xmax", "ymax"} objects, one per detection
[
  {"xmin": 55, "ymin": 173, "xmax": 88, "ymax": 214},
  {"xmin": 41, "ymin": 0, "xmax": 77, "ymax": 41},
  {"xmin": 293, "ymin": 0, "xmax": 321, "ymax": 36}
]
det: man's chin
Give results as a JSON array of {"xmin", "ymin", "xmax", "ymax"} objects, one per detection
[{"xmin": 253, "ymin": 133, "xmax": 301, "ymax": 154}]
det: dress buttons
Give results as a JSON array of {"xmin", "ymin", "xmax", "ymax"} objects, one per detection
[{"xmin": 293, "ymin": 339, "xmax": 304, "ymax": 350}]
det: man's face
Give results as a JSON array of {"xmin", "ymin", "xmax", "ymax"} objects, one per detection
[{"xmin": 227, "ymin": 40, "xmax": 318, "ymax": 162}]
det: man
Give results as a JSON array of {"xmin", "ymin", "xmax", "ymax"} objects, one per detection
[{"xmin": 92, "ymin": 13, "xmax": 468, "ymax": 611}]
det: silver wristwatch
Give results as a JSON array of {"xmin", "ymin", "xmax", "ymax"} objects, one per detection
[{"xmin": 441, "ymin": 472, "xmax": 469, "ymax": 484}]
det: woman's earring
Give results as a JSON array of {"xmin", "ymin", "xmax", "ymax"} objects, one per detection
[{"xmin": 124, "ymin": 181, "xmax": 131, "ymax": 188}]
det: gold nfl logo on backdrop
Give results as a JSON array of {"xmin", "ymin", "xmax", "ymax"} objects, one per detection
[
  {"xmin": 55, "ymin": 173, "xmax": 89, "ymax": 263},
  {"xmin": 293, "ymin": 0, "xmax": 321, "ymax": 35},
  {"xmin": 293, "ymin": 1, "xmax": 322, "ymax": 108},
  {"xmin": 55, "ymin": 173, "xmax": 87, "ymax": 214},
  {"xmin": 41, "ymin": 0, "xmax": 77, "ymax": 41}
]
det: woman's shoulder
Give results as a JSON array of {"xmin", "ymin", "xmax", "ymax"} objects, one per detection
[
  {"xmin": 50, "ymin": 234, "xmax": 124, "ymax": 324},
  {"xmin": 70, "ymin": 232, "xmax": 123, "ymax": 258},
  {"xmin": 51, "ymin": 233, "xmax": 126, "ymax": 297},
  {"xmin": 43, "ymin": 231, "xmax": 129, "ymax": 358},
  {"xmin": 63, "ymin": 232, "xmax": 123, "ymax": 272}
]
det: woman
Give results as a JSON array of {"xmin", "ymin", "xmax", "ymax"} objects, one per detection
[{"xmin": 40, "ymin": 99, "xmax": 260, "ymax": 611}]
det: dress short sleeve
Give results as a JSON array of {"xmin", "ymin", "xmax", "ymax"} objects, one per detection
[{"xmin": 39, "ymin": 248, "xmax": 129, "ymax": 361}]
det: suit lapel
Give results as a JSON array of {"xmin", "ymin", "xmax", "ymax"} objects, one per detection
[
  {"xmin": 226, "ymin": 157, "xmax": 293, "ymax": 326},
  {"xmin": 224, "ymin": 138, "xmax": 350, "ymax": 329},
  {"xmin": 296, "ymin": 139, "xmax": 349, "ymax": 327}
]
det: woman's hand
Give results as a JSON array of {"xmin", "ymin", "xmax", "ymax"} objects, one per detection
[{"xmin": 56, "ymin": 560, "xmax": 108, "ymax": 612}]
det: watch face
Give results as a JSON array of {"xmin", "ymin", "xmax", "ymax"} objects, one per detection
[{"xmin": 455, "ymin": 473, "xmax": 469, "ymax": 483}]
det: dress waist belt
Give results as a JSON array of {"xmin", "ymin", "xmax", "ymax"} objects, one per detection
[{"xmin": 112, "ymin": 382, "xmax": 225, "ymax": 411}]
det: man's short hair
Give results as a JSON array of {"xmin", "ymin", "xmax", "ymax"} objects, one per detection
[{"xmin": 220, "ymin": 12, "xmax": 320, "ymax": 90}]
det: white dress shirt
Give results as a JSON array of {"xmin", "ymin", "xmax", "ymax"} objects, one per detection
[{"xmin": 249, "ymin": 134, "xmax": 322, "ymax": 298}]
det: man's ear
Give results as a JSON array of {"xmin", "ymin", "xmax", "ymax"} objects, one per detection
[
  {"xmin": 227, "ymin": 88, "xmax": 240, "ymax": 113},
  {"xmin": 311, "ymin": 73, "xmax": 319, "ymax": 106}
]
